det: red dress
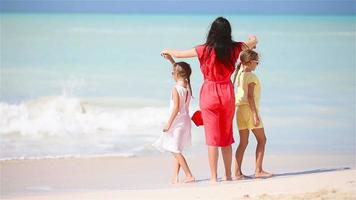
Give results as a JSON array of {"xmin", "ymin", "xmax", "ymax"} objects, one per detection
[{"xmin": 195, "ymin": 42, "xmax": 244, "ymax": 146}]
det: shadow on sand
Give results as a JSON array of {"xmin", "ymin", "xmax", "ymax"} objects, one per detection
[
  {"xmin": 272, "ymin": 167, "xmax": 351, "ymax": 178},
  {"xmin": 193, "ymin": 167, "xmax": 352, "ymax": 183}
]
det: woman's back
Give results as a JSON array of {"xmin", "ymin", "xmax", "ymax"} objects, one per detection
[{"xmin": 194, "ymin": 42, "xmax": 245, "ymax": 147}]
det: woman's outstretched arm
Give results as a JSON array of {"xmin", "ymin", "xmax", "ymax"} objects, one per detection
[
  {"xmin": 162, "ymin": 35, "xmax": 257, "ymax": 58},
  {"xmin": 161, "ymin": 48, "xmax": 197, "ymax": 58}
]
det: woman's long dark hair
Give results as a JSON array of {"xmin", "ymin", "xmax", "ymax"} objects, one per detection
[{"xmin": 206, "ymin": 17, "xmax": 235, "ymax": 65}]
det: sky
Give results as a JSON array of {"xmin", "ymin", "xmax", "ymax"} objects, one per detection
[{"xmin": 0, "ymin": 0, "xmax": 355, "ymax": 15}]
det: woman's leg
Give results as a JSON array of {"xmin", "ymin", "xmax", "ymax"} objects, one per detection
[
  {"xmin": 172, "ymin": 153, "xmax": 195, "ymax": 182},
  {"xmin": 208, "ymin": 146, "xmax": 219, "ymax": 182},
  {"xmin": 251, "ymin": 128, "xmax": 272, "ymax": 178},
  {"xmin": 235, "ymin": 129, "xmax": 249, "ymax": 178},
  {"xmin": 221, "ymin": 145, "xmax": 232, "ymax": 180}
]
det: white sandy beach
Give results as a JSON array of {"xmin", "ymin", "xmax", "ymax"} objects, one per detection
[
  {"xmin": 1, "ymin": 154, "xmax": 355, "ymax": 200},
  {"xmin": 3, "ymin": 170, "xmax": 355, "ymax": 200}
]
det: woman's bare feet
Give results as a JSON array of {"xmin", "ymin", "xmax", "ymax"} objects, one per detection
[
  {"xmin": 184, "ymin": 176, "xmax": 195, "ymax": 183},
  {"xmin": 255, "ymin": 171, "xmax": 273, "ymax": 178},
  {"xmin": 223, "ymin": 176, "xmax": 233, "ymax": 181}
]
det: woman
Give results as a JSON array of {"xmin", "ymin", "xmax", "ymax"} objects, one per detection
[{"xmin": 161, "ymin": 17, "xmax": 257, "ymax": 182}]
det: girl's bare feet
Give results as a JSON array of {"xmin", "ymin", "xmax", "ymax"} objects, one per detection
[
  {"xmin": 210, "ymin": 177, "xmax": 218, "ymax": 183},
  {"xmin": 234, "ymin": 174, "xmax": 247, "ymax": 180},
  {"xmin": 234, "ymin": 171, "xmax": 246, "ymax": 180},
  {"xmin": 184, "ymin": 176, "xmax": 195, "ymax": 183},
  {"xmin": 223, "ymin": 176, "xmax": 233, "ymax": 181},
  {"xmin": 170, "ymin": 177, "xmax": 179, "ymax": 184},
  {"xmin": 255, "ymin": 171, "xmax": 273, "ymax": 178}
]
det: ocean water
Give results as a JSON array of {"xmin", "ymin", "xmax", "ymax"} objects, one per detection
[{"xmin": 0, "ymin": 14, "xmax": 355, "ymax": 160}]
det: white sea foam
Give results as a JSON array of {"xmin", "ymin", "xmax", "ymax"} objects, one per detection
[
  {"xmin": 0, "ymin": 96, "xmax": 170, "ymax": 159},
  {"xmin": 0, "ymin": 96, "xmax": 168, "ymax": 137}
]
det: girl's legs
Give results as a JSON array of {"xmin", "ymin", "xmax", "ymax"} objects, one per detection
[
  {"xmin": 208, "ymin": 146, "xmax": 219, "ymax": 182},
  {"xmin": 172, "ymin": 153, "xmax": 195, "ymax": 183},
  {"xmin": 171, "ymin": 157, "xmax": 180, "ymax": 184},
  {"xmin": 221, "ymin": 145, "xmax": 232, "ymax": 181},
  {"xmin": 235, "ymin": 129, "xmax": 249, "ymax": 179},
  {"xmin": 251, "ymin": 128, "xmax": 272, "ymax": 178}
]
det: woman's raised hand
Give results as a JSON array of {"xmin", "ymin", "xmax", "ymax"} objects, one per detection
[
  {"xmin": 248, "ymin": 35, "xmax": 258, "ymax": 49},
  {"xmin": 249, "ymin": 35, "xmax": 258, "ymax": 42},
  {"xmin": 161, "ymin": 50, "xmax": 176, "ymax": 64},
  {"xmin": 161, "ymin": 53, "xmax": 173, "ymax": 60},
  {"xmin": 160, "ymin": 49, "xmax": 172, "ymax": 57}
]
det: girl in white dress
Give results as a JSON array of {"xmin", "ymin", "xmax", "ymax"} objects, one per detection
[{"xmin": 153, "ymin": 54, "xmax": 195, "ymax": 184}]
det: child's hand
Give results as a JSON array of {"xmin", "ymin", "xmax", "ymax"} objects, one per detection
[
  {"xmin": 163, "ymin": 124, "xmax": 170, "ymax": 132},
  {"xmin": 253, "ymin": 113, "xmax": 260, "ymax": 127}
]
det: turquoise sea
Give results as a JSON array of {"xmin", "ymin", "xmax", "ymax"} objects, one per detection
[{"xmin": 0, "ymin": 14, "xmax": 355, "ymax": 159}]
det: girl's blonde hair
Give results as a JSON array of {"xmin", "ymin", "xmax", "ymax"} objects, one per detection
[
  {"xmin": 233, "ymin": 49, "xmax": 259, "ymax": 85},
  {"xmin": 236, "ymin": 49, "xmax": 259, "ymax": 71},
  {"xmin": 173, "ymin": 62, "xmax": 193, "ymax": 97}
]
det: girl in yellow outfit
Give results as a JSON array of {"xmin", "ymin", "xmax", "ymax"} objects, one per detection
[{"xmin": 234, "ymin": 49, "xmax": 273, "ymax": 179}]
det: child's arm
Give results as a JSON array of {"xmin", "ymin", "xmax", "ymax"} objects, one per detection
[
  {"xmin": 161, "ymin": 48, "xmax": 197, "ymax": 58},
  {"xmin": 163, "ymin": 87, "xmax": 180, "ymax": 132},
  {"xmin": 161, "ymin": 53, "xmax": 176, "ymax": 65},
  {"xmin": 247, "ymin": 83, "xmax": 260, "ymax": 127}
]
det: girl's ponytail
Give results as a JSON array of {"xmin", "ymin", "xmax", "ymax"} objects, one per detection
[
  {"xmin": 175, "ymin": 61, "xmax": 193, "ymax": 98},
  {"xmin": 187, "ymin": 77, "xmax": 193, "ymax": 98},
  {"xmin": 232, "ymin": 62, "xmax": 242, "ymax": 85}
]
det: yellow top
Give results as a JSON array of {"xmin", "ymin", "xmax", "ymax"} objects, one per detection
[{"xmin": 235, "ymin": 68, "xmax": 261, "ymax": 107}]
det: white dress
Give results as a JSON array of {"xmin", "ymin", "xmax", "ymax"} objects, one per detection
[{"xmin": 153, "ymin": 85, "xmax": 192, "ymax": 153}]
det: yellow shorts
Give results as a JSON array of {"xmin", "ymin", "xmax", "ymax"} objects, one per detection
[{"xmin": 236, "ymin": 105, "xmax": 264, "ymax": 130}]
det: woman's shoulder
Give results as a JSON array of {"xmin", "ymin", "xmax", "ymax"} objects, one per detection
[
  {"xmin": 195, "ymin": 44, "xmax": 208, "ymax": 53},
  {"xmin": 195, "ymin": 44, "xmax": 212, "ymax": 61},
  {"xmin": 195, "ymin": 43, "xmax": 206, "ymax": 48},
  {"xmin": 231, "ymin": 41, "xmax": 247, "ymax": 60},
  {"xmin": 232, "ymin": 41, "xmax": 247, "ymax": 50}
]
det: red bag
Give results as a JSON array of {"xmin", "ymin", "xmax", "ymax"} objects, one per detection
[{"xmin": 191, "ymin": 110, "xmax": 203, "ymax": 126}]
